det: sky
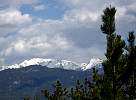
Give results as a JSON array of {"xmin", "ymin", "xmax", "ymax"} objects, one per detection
[{"xmin": 0, "ymin": 0, "xmax": 136, "ymax": 65}]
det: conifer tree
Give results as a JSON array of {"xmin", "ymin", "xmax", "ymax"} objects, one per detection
[
  {"xmin": 121, "ymin": 32, "xmax": 136, "ymax": 99},
  {"xmin": 101, "ymin": 6, "xmax": 126, "ymax": 100},
  {"xmin": 41, "ymin": 80, "xmax": 68, "ymax": 100},
  {"xmin": 127, "ymin": 32, "xmax": 136, "ymax": 99},
  {"xmin": 101, "ymin": 6, "xmax": 117, "ymax": 100}
]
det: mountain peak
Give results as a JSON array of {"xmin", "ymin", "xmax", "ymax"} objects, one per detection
[
  {"xmin": 19, "ymin": 58, "xmax": 53, "ymax": 67},
  {"xmin": 81, "ymin": 58, "xmax": 103, "ymax": 70}
]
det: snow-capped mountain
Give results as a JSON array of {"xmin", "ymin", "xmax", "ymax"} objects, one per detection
[
  {"xmin": 0, "ymin": 58, "xmax": 103, "ymax": 100},
  {"xmin": 0, "ymin": 58, "xmax": 103, "ymax": 71},
  {"xmin": 81, "ymin": 58, "xmax": 103, "ymax": 70}
]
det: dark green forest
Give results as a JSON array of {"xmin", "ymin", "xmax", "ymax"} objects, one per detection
[{"xmin": 24, "ymin": 6, "xmax": 136, "ymax": 100}]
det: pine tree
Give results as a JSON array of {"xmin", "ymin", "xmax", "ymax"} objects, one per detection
[
  {"xmin": 101, "ymin": 6, "xmax": 126, "ymax": 100},
  {"xmin": 120, "ymin": 32, "xmax": 136, "ymax": 99},
  {"xmin": 101, "ymin": 6, "xmax": 116, "ymax": 100},
  {"xmin": 127, "ymin": 32, "xmax": 136, "ymax": 99},
  {"xmin": 41, "ymin": 80, "xmax": 68, "ymax": 100},
  {"xmin": 70, "ymin": 69, "xmax": 102, "ymax": 100}
]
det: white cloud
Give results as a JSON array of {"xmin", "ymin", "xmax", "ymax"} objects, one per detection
[
  {"xmin": 0, "ymin": 13, "xmax": 104, "ymax": 64},
  {"xmin": 0, "ymin": 9, "xmax": 32, "ymax": 37},
  {"xmin": 64, "ymin": 9, "xmax": 99, "ymax": 22},
  {"xmin": 2, "ymin": 21, "xmax": 73, "ymax": 57},
  {"xmin": 14, "ymin": 40, "xmax": 25, "ymax": 52},
  {"xmin": 0, "ymin": 9, "xmax": 32, "ymax": 25}
]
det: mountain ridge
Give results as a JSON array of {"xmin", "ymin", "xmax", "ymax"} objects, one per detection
[{"xmin": 0, "ymin": 58, "xmax": 103, "ymax": 71}]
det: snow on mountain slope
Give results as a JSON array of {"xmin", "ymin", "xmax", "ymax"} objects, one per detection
[
  {"xmin": 0, "ymin": 58, "xmax": 81, "ymax": 71},
  {"xmin": 0, "ymin": 58, "xmax": 103, "ymax": 71},
  {"xmin": 81, "ymin": 58, "xmax": 103, "ymax": 70}
]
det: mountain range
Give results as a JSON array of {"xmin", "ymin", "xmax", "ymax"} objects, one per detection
[
  {"xmin": 0, "ymin": 58, "xmax": 102, "ymax": 71},
  {"xmin": 0, "ymin": 58, "xmax": 103, "ymax": 100}
]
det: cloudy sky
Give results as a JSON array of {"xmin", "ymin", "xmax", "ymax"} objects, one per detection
[{"xmin": 0, "ymin": 0, "xmax": 136, "ymax": 65}]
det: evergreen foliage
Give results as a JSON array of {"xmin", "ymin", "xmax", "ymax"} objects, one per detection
[
  {"xmin": 41, "ymin": 80, "xmax": 69, "ymax": 100},
  {"xmin": 101, "ymin": 6, "xmax": 126, "ymax": 100}
]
